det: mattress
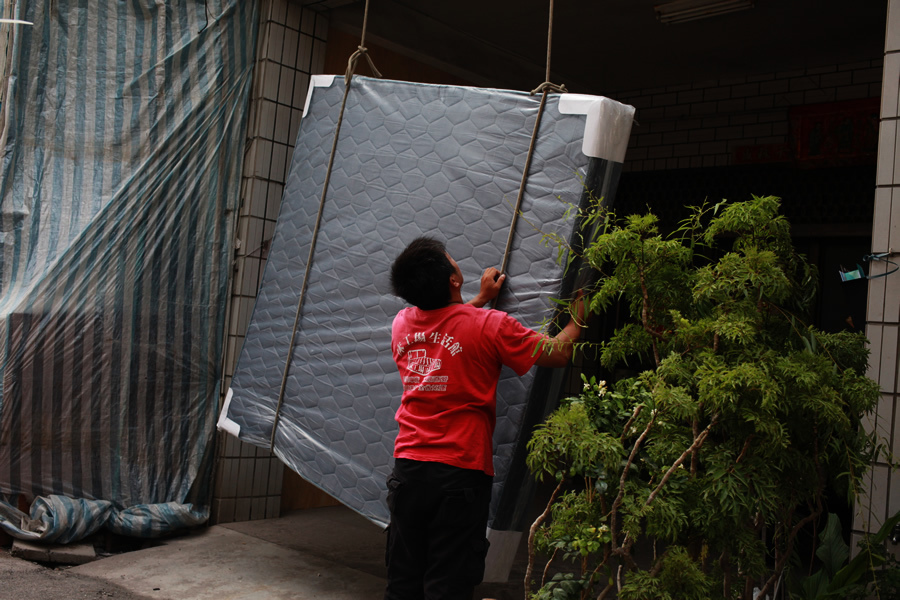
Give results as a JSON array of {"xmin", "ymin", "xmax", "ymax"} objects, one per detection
[{"xmin": 218, "ymin": 75, "xmax": 633, "ymax": 575}]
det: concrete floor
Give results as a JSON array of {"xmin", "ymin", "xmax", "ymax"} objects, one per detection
[{"xmin": 67, "ymin": 506, "xmax": 530, "ymax": 600}]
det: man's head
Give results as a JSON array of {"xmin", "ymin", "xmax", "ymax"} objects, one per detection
[{"xmin": 390, "ymin": 237, "xmax": 461, "ymax": 310}]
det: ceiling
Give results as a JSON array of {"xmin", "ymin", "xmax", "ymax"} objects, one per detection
[{"xmin": 307, "ymin": 0, "xmax": 888, "ymax": 96}]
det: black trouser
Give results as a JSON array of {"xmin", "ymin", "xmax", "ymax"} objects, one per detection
[{"xmin": 384, "ymin": 458, "xmax": 493, "ymax": 600}]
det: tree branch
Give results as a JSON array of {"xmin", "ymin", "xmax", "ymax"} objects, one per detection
[
  {"xmin": 525, "ymin": 478, "xmax": 565, "ymax": 598},
  {"xmin": 609, "ymin": 412, "xmax": 657, "ymax": 553},
  {"xmin": 620, "ymin": 404, "xmax": 643, "ymax": 444},
  {"xmin": 646, "ymin": 417, "xmax": 717, "ymax": 507}
]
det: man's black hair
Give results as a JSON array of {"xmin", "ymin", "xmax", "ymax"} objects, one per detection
[{"xmin": 390, "ymin": 237, "xmax": 455, "ymax": 310}]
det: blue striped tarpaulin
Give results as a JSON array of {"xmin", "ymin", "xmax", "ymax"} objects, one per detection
[{"xmin": 0, "ymin": 0, "xmax": 257, "ymax": 540}]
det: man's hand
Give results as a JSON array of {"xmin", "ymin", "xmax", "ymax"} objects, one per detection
[{"xmin": 468, "ymin": 268, "xmax": 506, "ymax": 308}]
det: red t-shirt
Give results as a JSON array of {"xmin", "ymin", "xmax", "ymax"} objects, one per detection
[{"xmin": 391, "ymin": 303, "xmax": 542, "ymax": 475}]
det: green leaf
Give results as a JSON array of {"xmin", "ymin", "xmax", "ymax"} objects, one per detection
[{"xmin": 816, "ymin": 513, "xmax": 849, "ymax": 579}]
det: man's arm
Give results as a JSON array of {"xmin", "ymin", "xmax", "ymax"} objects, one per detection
[
  {"xmin": 467, "ymin": 267, "xmax": 506, "ymax": 308},
  {"xmin": 534, "ymin": 294, "xmax": 585, "ymax": 368}
]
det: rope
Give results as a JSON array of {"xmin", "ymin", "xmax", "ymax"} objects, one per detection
[
  {"xmin": 345, "ymin": 46, "xmax": 382, "ymax": 85},
  {"xmin": 863, "ymin": 252, "xmax": 900, "ymax": 279},
  {"xmin": 495, "ymin": 88, "xmax": 551, "ymax": 284},
  {"xmin": 269, "ymin": 0, "xmax": 379, "ymax": 450},
  {"xmin": 492, "ymin": 0, "xmax": 565, "ymax": 307}
]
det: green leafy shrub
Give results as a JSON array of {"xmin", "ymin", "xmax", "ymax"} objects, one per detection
[{"xmin": 526, "ymin": 196, "xmax": 885, "ymax": 599}]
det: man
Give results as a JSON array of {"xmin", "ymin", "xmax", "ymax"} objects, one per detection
[{"xmin": 385, "ymin": 236, "xmax": 584, "ymax": 600}]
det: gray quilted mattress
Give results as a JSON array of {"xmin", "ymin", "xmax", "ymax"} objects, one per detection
[{"xmin": 219, "ymin": 76, "xmax": 634, "ymax": 535}]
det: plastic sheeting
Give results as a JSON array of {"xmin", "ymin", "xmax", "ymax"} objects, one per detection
[
  {"xmin": 219, "ymin": 75, "xmax": 635, "ymax": 531},
  {"xmin": 0, "ymin": 0, "xmax": 258, "ymax": 540}
]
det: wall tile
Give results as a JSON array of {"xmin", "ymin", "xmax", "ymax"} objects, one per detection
[
  {"xmin": 777, "ymin": 68, "xmax": 806, "ymax": 79},
  {"xmin": 258, "ymin": 100, "xmax": 276, "ymax": 141},
  {"xmin": 870, "ymin": 261, "xmax": 889, "ymax": 326},
  {"xmin": 249, "ymin": 178, "xmax": 268, "ymax": 218},
  {"xmin": 235, "ymin": 498, "xmax": 252, "ymax": 521},
  {"xmin": 237, "ymin": 457, "xmax": 255, "ymax": 496},
  {"xmin": 282, "ymin": 28, "xmax": 299, "ymax": 69},
  {"xmin": 251, "ymin": 498, "xmax": 267, "ymax": 520},
  {"xmin": 689, "ymin": 129, "xmax": 715, "ymax": 143},
  {"xmin": 263, "ymin": 219, "xmax": 275, "ymax": 247},
  {"xmin": 883, "ymin": 53, "xmax": 900, "ymax": 119},
  {"xmin": 835, "ymin": 84, "xmax": 871, "ymax": 101},
  {"xmin": 652, "ymin": 92, "xmax": 677, "ymax": 107},
  {"xmin": 263, "ymin": 61, "xmax": 280, "ymax": 101},
  {"xmin": 789, "ymin": 76, "xmax": 819, "ymax": 92},
  {"xmin": 772, "ymin": 91, "xmax": 805, "ymax": 107},
  {"xmin": 884, "ymin": 258, "xmax": 900, "ymax": 323},
  {"xmin": 316, "ymin": 13, "xmax": 329, "ymax": 40},
  {"xmin": 271, "ymin": 142, "xmax": 288, "ymax": 182},
  {"xmin": 277, "ymin": 65, "xmax": 295, "ymax": 106},
  {"xmin": 271, "ymin": 0, "xmax": 287, "ymax": 24},
  {"xmin": 717, "ymin": 98, "xmax": 745, "ymax": 113},
  {"xmin": 879, "ymin": 120, "xmax": 897, "ymax": 186},
  {"xmin": 241, "ymin": 438, "xmax": 257, "ymax": 458},
  {"xmin": 760, "ymin": 79, "xmax": 789, "ymax": 95},
  {"xmin": 874, "ymin": 188, "xmax": 892, "ymax": 253},
  {"xmin": 253, "ymin": 458, "xmax": 270, "ymax": 495},
  {"xmin": 268, "ymin": 460, "xmax": 283, "ymax": 496},
  {"xmin": 889, "ymin": 0, "xmax": 900, "ymax": 53},
  {"xmin": 664, "ymin": 105, "xmax": 691, "ymax": 119},
  {"xmin": 300, "ymin": 7, "xmax": 316, "ymax": 35},
  {"xmin": 267, "ymin": 182, "xmax": 284, "ymax": 221},
  {"xmin": 252, "ymin": 139, "xmax": 271, "ymax": 179},
  {"xmin": 242, "ymin": 138, "xmax": 258, "ymax": 178},
  {"xmin": 731, "ymin": 82, "xmax": 759, "ymax": 97},
  {"xmin": 703, "ymin": 86, "xmax": 732, "ymax": 102},
  {"xmin": 247, "ymin": 217, "xmax": 265, "ymax": 258},
  {"xmin": 239, "ymin": 293, "xmax": 254, "ymax": 335},
  {"xmin": 298, "ymin": 34, "xmax": 313, "ymax": 72},
  {"xmin": 293, "ymin": 72, "xmax": 311, "ymax": 110},
  {"xmin": 803, "ymin": 88, "xmax": 836, "ymax": 104},
  {"xmin": 877, "ymin": 393, "xmax": 895, "ymax": 446},
  {"xmin": 274, "ymin": 104, "xmax": 292, "ymax": 145},
  {"xmin": 677, "ymin": 89, "xmax": 704, "ymax": 104},
  {"xmin": 880, "ymin": 324, "xmax": 899, "ymax": 393},
  {"xmin": 807, "ymin": 65, "xmax": 838, "ymax": 75},
  {"xmin": 215, "ymin": 498, "xmax": 236, "ymax": 524},
  {"xmin": 224, "ymin": 335, "xmax": 239, "ymax": 377},
  {"xmin": 820, "ymin": 71, "xmax": 853, "ymax": 88},
  {"xmin": 266, "ymin": 23, "xmax": 284, "ymax": 62},
  {"xmin": 312, "ymin": 40, "xmax": 326, "ymax": 73},
  {"xmin": 290, "ymin": 108, "xmax": 303, "ymax": 145},
  {"xmin": 855, "ymin": 66, "xmax": 886, "ymax": 85},
  {"xmin": 889, "ymin": 188, "xmax": 900, "ymax": 254},
  {"xmin": 286, "ymin": 2, "xmax": 302, "ymax": 30},
  {"xmin": 266, "ymin": 496, "xmax": 281, "ymax": 519}
]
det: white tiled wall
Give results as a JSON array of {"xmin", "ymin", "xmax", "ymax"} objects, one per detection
[
  {"xmin": 854, "ymin": 0, "xmax": 900, "ymax": 541},
  {"xmin": 212, "ymin": 0, "xmax": 328, "ymax": 525}
]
